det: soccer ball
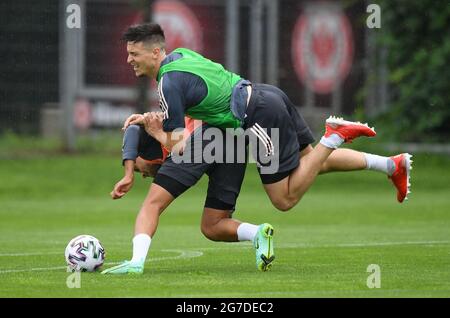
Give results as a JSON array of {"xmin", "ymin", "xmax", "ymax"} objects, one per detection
[{"xmin": 65, "ymin": 235, "xmax": 105, "ymax": 272}]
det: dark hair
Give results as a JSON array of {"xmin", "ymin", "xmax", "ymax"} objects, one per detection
[{"xmin": 122, "ymin": 23, "xmax": 165, "ymax": 49}]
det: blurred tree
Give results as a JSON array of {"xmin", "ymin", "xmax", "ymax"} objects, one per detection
[{"xmin": 374, "ymin": 1, "xmax": 450, "ymax": 142}]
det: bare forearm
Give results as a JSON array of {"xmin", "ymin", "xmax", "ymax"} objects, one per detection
[
  {"xmin": 123, "ymin": 159, "xmax": 135, "ymax": 179},
  {"xmin": 111, "ymin": 160, "xmax": 135, "ymax": 199},
  {"xmin": 153, "ymin": 129, "xmax": 185, "ymax": 153}
]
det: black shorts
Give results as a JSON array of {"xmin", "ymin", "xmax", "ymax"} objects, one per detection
[
  {"xmin": 244, "ymin": 84, "xmax": 315, "ymax": 184},
  {"xmin": 153, "ymin": 125, "xmax": 247, "ymax": 211}
]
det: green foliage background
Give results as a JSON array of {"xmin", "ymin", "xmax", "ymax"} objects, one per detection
[{"xmin": 374, "ymin": 1, "xmax": 450, "ymax": 142}]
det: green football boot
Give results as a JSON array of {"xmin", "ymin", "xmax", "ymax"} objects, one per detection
[
  {"xmin": 101, "ymin": 260, "xmax": 144, "ymax": 275},
  {"xmin": 253, "ymin": 223, "xmax": 275, "ymax": 271}
]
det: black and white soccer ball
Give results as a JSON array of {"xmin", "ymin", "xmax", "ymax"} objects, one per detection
[{"xmin": 65, "ymin": 235, "xmax": 105, "ymax": 272}]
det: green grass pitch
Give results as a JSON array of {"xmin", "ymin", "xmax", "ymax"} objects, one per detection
[{"xmin": 0, "ymin": 152, "xmax": 449, "ymax": 297}]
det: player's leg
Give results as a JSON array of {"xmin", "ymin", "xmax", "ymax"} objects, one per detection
[
  {"xmin": 199, "ymin": 160, "xmax": 247, "ymax": 242},
  {"xmin": 201, "ymin": 153, "xmax": 275, "ymax": 271},
  {"xmin": 200, "ymin": 209, "xmax": 272, "ymax": 248},
  {"xmin": 101, "ymin": 181, "xmax": 176, "ymax": 275},
  {"xmin": 302, "ymin": 146, "xmax": 413, "ymax": 202},
  {"xmin": 103, "ymin": 126, "xmax": 212, "ymax": 274},
  {"xmin": 200, "ymin": 208, "xmax": 239, "ymax": 242},
  {"xmin": 266, "ymin": 85, "xmax": 383, "ymax": 175},
  {"xmin": 245, "ymin": 85, "xmax": 375, "ymax": 211},
  {"xmin": 279, "ymin": 87, "xmax": 412, "ymax": 202},
  {"xmin": 261, "ymin": 143, "xmax": 333, "ymax": 211},
  {"xmin": 134, "ymin": 183, "xmax": 174, "ymax": 237},
  {"xmin": 200, "ymin": 207, "xmax": 274, "ymax": 272},
  {"xmin": 263, "ymin": 121, "xmax": 377, "ymax": 211},
  {"xmin": 317, "ymin": 147, "xmax": 367, "ymax": 173},
  {"xmin": 301, "ymin": 146, "xmax": 387, "ymax": 174}
]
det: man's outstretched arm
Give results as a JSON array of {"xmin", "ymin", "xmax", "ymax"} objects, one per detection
[
  {"xmin": 110, "ymin": 125, "xmax": 141, "ymax": 199},
  {"xmin": 111, "ymin": 159, "xmax": 135, "ymax": 199}
]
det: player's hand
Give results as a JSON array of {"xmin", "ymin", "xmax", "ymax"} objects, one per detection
[
  {"xmin": 143, "ymin": 112, "xmax": 164, "ymax": 137},
  {"xmin": 110, "ymin": 176, "xmax": 134, "ymax": 199},
  {"xmin": 122, "ymin": 114, "xmax": 145, "ymax": 131}
]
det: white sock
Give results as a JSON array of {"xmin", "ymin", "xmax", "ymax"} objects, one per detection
[
  {"xmin": 320, "ymin": 134, "xmax": 344, "ymax": 149},
  {"xmin": 131, "ymin": 233, "xmax": 151, "ymax": 264},
  {"xmin": 237, "ymin": 223, "xmax": 259, "ymax": 242},
  {"xmin": 364, "ymin": 153, "xmax": 395, "ymax": 176}
]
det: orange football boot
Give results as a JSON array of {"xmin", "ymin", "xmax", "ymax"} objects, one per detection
[
  {"xmin": 389, "ymin": 153, "xmax": 413, "ymax": 203},
  {"xmin": 324, "ymin": 116, "xmax": 376, "ymax": 143}
]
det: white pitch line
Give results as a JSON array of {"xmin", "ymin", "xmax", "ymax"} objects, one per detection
[
  {"xmin": 0, "ymin": 249, "xmax": 203, "ymax": 274},
  {"xmin": 187, "ymin": 240, "xmax": 450, "ymax": 251},
  {"xmin": 0, "ymin": 265, "xmax": 69, "ymax": 274},
  {"xmin": 1, "ymin": 240, "xmax": 449, "ymax": 257},
  {"xmin": 1, "ymin": 240, "xmax": 448, "ymax": 273},
  {"xmin": 277, "ymin": 240, "xmax": 450, "ymax": 249},
  {"xmin": 102, "ymin": 250, "xmax": 204, "ymax": 266},
  {"xmin": 0, "ymin": 251, "xmax": 61, "ymax": 257}
]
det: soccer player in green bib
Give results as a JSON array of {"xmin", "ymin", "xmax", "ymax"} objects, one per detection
[
  {"xmin": 100, "ymin": 23, "xmax": 412, "ymax": 274},
  {"xmin": 122, "ymin": 23, "xmax": 411, "ymax": 209}
]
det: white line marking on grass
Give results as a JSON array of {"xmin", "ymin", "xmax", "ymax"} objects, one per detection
[
  {"xmin": 0, "ymin": 249, "xmax": 203, "ymax": 274},
  {"xmin": 0, "ymin": 252, "xmax": 61, "ymax": 257},
  {"xmin": 1, "ymin": 240, "xmax": 447, "ymax": 258},
  {"xmin": 102, "ymin": 250, "xmax": 204, "ymax": 266},
  {"xmin": 281, "ymin": 240, "xmax": 450, "ymax": 249},
  {"xmin": 273, "ymin": 240, "xmax": 450, "ymax": 249},
  {"xmin": 191, "ymin": 240, "xmax": 450, "ymax": 251},
  {"xmin": 1, "ymin": 240, "xmax": 447, "ymax": 273},
  {"xmin": 0, "ymin": 266, "xmax": 69, "ymax": 274},
  {"xmin": 155, "ymin": 249, "xmax": 203, "ymax": 261}
]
